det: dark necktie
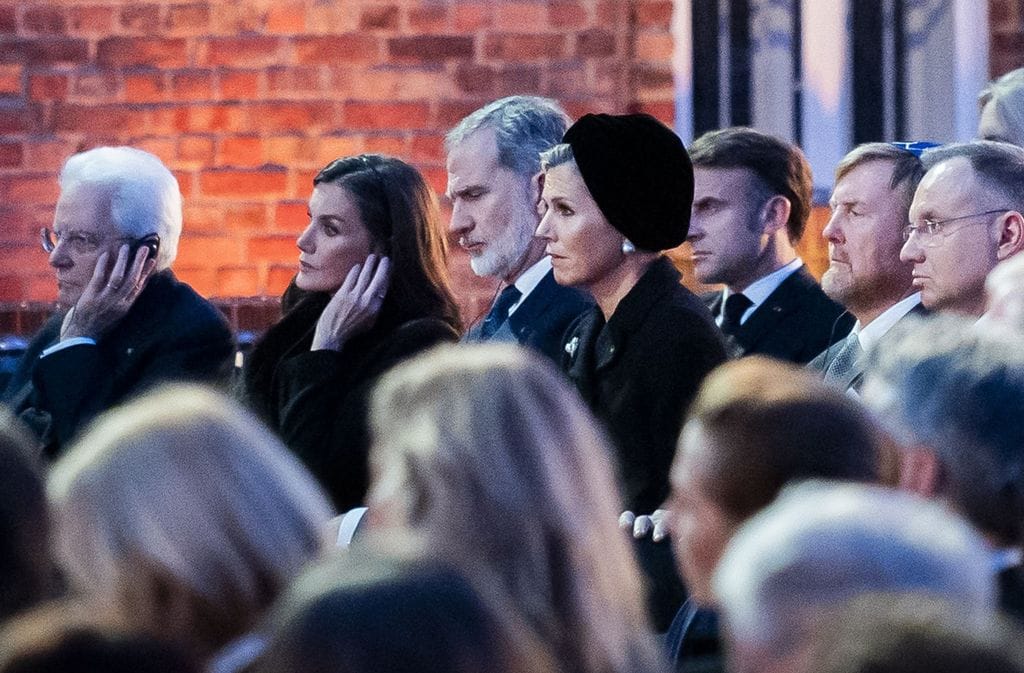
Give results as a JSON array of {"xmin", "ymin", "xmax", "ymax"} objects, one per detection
[
  {"xmin": 479, "ymin": 284, "xmax": 522, "ymax": 339},
  {"xmin": 824, "ymin": 332, "xmax": 863, "ymax": 384},
  {"xmin": 720, "ymin": 293, "xmax": 752, "ymax": 337}
]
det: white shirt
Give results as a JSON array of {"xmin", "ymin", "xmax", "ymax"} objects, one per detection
[
  {"xmin": 40, "ymin": 308, "xmax": 97, "ymax": 357},
  {"xmin": 718, "ymin": 258, "xmax": 804, "ymax": 327},
  {"xmin": 838, "ymin": 293, "xmax": 921, "ymax": 400},
  {"xmin": 507, "ymin": 255, "xmax": 552, "ymax": 317},
  {"xmin": 851, "ymin": 292, "xmax": 922, "ymax": 354}
]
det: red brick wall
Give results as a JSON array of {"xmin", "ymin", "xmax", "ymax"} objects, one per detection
[
  {"xmin": 0, "ymin": 0, "xmax": 677, "ymax": 331},
  {"xmin": 991, "ymin": 0, "xmax": 1024, "ymax": 75}
]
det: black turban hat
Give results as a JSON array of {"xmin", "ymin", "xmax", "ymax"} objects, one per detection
[{"xmin": 562, "ymin": 113, "xmax": 694, "ymax": 251}]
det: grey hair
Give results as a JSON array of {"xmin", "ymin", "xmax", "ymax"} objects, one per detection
[
  {"xmin": 445, "ymin": 96, "xmax": 571, "ymax": 176},
  {"xmin": 59, "ymin": 146, "xmax": 182, "ymax": 270},
  {"xmin": 539, "ymin": 143, "xmax": 575, "ymax": 172},
  {"xmin": 920, "ymin": 141, "xmax": 1024, "ymax": 214},
  {"xmin": 978, "ymin": 67, "xmax": 1024, "ymax": 146},
  {"xmin": 863, "ymin": 314, "xmax": 1024, "ymax": 545},
  {"xmin": 713, "ymin": 481, "xmax": 994, "ymax": 657}
]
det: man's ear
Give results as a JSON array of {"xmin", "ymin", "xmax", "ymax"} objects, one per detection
[
  {"xmin": 897, "ymin": 444, "xmax": 942, "ymax": 498},
  {"xmin": 760, "ymin": 195, "xmax": 792, "ymax": 237},
  {"xmin": 996, "ymin": 210, "xmax": 1024, "ymax": 261}
]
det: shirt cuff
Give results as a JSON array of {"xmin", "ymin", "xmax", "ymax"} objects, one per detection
[{"xmin": 41, "ymin": 337, "xmax": 97, "ymax": 358}]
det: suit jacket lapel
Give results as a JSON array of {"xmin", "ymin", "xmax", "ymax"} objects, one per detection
[
  {"xmin": 733, "ymin": 269, "xmax": 808, "ymax": 349},
  {"xmin": 704, "ymin": 290, "xmax": 723, "ymax": 318},
  {"xmin": 506, "ymin": 270, "xmax": 557, "ymax": 342},
  {"xmin": 565, "ymin": 307, "xmax": 603, "ymax": 402}
]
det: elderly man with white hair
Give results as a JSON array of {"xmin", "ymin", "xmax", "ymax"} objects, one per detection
[
  {"xmin": 713, "ymin": 481, "xmax": 996, "ymax": 673},
  {"xmin": 3, "ymin": 146, "xmax": 233, "ymax": 458}
]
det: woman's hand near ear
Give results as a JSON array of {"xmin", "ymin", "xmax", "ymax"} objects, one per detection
[{"xmin": 312, "ymin": 254, "xmax": 391, "ymax": 351}]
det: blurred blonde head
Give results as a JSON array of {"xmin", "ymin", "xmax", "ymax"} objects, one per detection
[
  {"xmin": 978, "ymin": 68, "xmax": 1024, "ymax": 146},
  {"xmin": 368, "ymin": 343, "xmax": 663, "ymax": 673},
  {"xmin": 48, "ymin": 385, "xmax": 334, "ymax": 657},
  {"xmin": 984, "ymin": 254, "xmax": 1024, "ymax": 334}
]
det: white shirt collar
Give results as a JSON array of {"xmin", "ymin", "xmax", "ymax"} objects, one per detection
[
  {"xmin": 508, "ymin": 256, "xmax": 552, "ymax": 316},
  {"xmin": 720, "ymin": 259, "xmax": 803, "ymax": 326},
  {"xmin": 853, "ymin": 293, "xmax": 922, "ymax": 353}
]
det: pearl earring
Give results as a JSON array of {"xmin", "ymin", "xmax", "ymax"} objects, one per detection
[{"xmin": 621, "ymin": 238, "xmax": 636, "ymax": 254}]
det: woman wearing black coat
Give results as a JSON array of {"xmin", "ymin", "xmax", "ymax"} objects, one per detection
[
  {"xmin": 242, "ymin": 155, "xmax": 461, "ymax": 510},
  {"xmin": 535, "ymin": 114, "xmax": 726, "ymax": 515}
]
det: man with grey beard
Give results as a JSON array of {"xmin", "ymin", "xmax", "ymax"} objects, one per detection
[{"xmin": 446, "ymin": 96, "xmax": 591, "ymax": 363}]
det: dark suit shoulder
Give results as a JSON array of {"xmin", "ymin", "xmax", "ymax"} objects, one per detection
[
  {"xmin": 784, "ymin": 268, "xmax": 848, "ymax": 317},
  {"xmin": 368, "ymin": 316, "xmax": 459, "ymax": 363},
  {"xmin": 736, "ymin": 267, "xmax": 851, "ymax": 364},
  {"xmin": 517, "ymin": 270, "xmax": 592, "ymax": 322},
  {"xmin": 156, "ymin": 273, "xmax": 232, "ymax": 336},
  {"xmin": 701, "ymin": 289, "xmax": 722, "ymax": 315},
  {"xmin": 509, "ymin": 269, "xmax": 593, "ymax": 363}
]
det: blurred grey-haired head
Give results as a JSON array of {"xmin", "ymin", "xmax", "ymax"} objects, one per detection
[
  {"xmin": 864, "ymin": 314, "xmax": 1024, "ymax": 545},
  {"xmin": 713, "ymin": 481, "xmax": 994, "ymax": 670}
]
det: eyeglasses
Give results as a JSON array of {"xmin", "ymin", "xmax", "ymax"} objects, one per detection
[
  {"xmin": 40, "ymin": 228, "xmax": 132, "ymax": 255},
  {"xmin": 901, "ymin": 209, "xmax": 1009, "ymax": 246}
]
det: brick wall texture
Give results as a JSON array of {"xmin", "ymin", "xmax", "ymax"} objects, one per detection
[
  {"xmin": 0, "ymin": 0, "xmax": 677, "ymax": 328},
  {"xmin": 991, "ymin": 0, "xmax": 1024, "ymax": 75}
]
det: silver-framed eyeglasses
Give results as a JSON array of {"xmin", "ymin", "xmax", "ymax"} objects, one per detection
[
  {"xmin": 40, "ymin": 228, "xmax": 131, "ymax": 255},
  {"xmin": 902, "ymin": 209, "xmax": 1010, "ymax": 246}
]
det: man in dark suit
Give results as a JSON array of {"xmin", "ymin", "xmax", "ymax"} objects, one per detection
[
  {"xmin": 3, "ymin": 146, "xmax": 234, "ymax": 458},
  {"xmin": 446, "ymin": 96, "xmax": 592, "ymax": 362},
  {"xmin": 808, "ymin": 143, "xmax": 929, "ymax": 393},
  {"xmin": 688, "ymin": 127, "xmax": 851, "ymax": 363}
]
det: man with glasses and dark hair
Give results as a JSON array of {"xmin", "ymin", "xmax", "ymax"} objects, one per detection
[
  {"xmin": 808, "ymin": 142, "xmax": 930, "ymax": 393},
  {"xmin": 2, "ymin": 146, "xmax": 233, "ymax": 458},
  {"xmin": 901, "ymin": 140, "xmax": 1024, "ymax": 316}
]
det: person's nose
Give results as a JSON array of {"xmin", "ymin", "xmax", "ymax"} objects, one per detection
[
  {"xmin": 822, "ymin": 212, "xmax": 843, "ymax": 243},
  {"xmin": 535, "ymin": 209, "xmax": 555, "ymax": 242},
  {"xmin": 296, "ymin": 223, "xmax": 315, "ymax": 254},
  {"xmin": 48, "ymin": 239, "xmax": 72, "ymax": 269},
  {"xmin": 899, "ymin": 231, "xmax": 925, "ymax": 264},
  {"xmin": 686, "ymin": 218, "xmax": 704, "ymax": 243},
  {"xmin": 448, "ymin": 200, "xmax": 472, "ymax": 236}
]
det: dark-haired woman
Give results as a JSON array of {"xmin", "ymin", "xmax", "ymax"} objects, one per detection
[{"xmin": 242, "ymin": 154, "xmax": 461, "ymax": 510}]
